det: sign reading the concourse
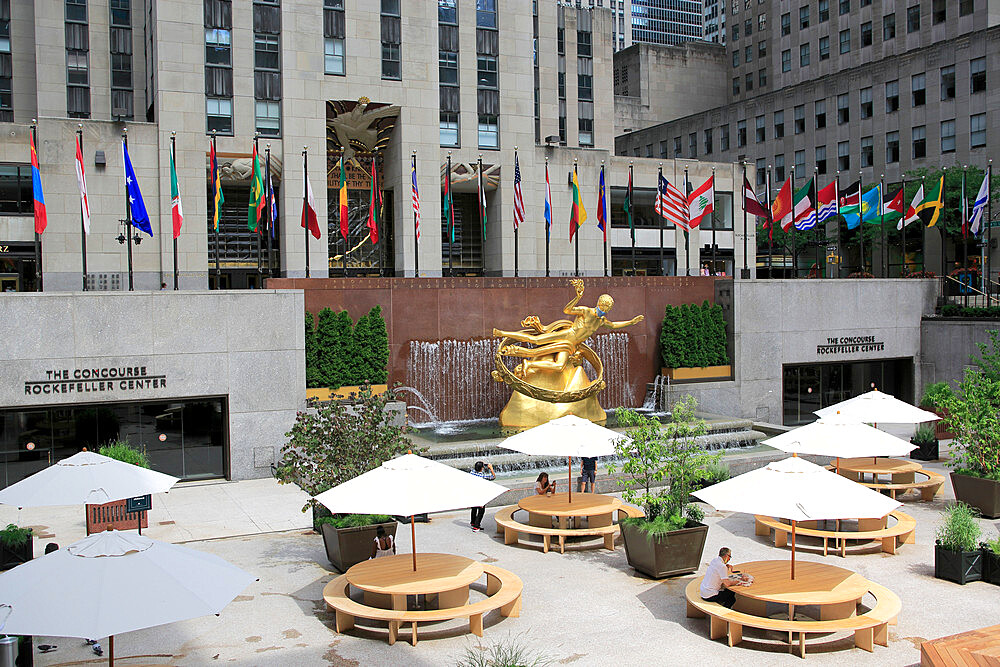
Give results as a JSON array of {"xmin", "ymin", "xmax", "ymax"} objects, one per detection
[
  {"xmin": 24, "ymin": 366, "xmax": 167, "ymax": 396},
  {"xmin": 816, "ymin": 335, "xmax": 885, "ymax": 356}
]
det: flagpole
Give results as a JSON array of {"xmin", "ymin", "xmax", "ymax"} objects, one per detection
[
  {"xmin": 573, "ymin": 158, "xmax": 579, "ymax": 277},
  {"xmin": 988, "ymin": 161, "xmax": 994, "ymax": 301},
  {"xmin": 963, "ymin": 165, "xmax": 968, "ymax": 308},
  {"xmin": 900, "ymin": 176, "xmax": 906, "ymax": 277},
  {"xmin": 601, "ymin": 161, "xmax": 607, "ymax": 277},
  {"xmin": 254, "ymin": 133, "xmax": 262, "ymax": 282},
  {"xmin": 341, "ymin": 153, "xmax": 348, "ymax": 277},
  {"xmin": 791, "ymin": 166, "xmax": 797, "ymax": 279},
  {"xmin": 941, "ymin": 167, "xmax": 947, "ymax": 279},
  {"xmin": 513, "ymin": 148, "xmax": 519, "ymax": 278},
  {"xmin": 835, "ymin": 171, "xmax": 841, "ymax": 278},
  {"xmin": 266, "ymin": 144, "xmax": 274, "ymax": 281},
  {"xmin": 32, "ymin": 120, "xmax": 43, "ymax": 292},
  {"xmin": 377, "ymin": 153, "xmax": 385, "ymax": 278},
  {"xmin": 212, "ymin": 130, "xmax": 221, "ymax": 289},
  {"xmin": 683, "ymin": 165, "xmax": 689, "ymax": 276},
  {"xmin": 412, "ymin": 151, "xmax": 419, "ymax": 277},
  {"xmin": 78, "ymin": 124, "xmax": 88, "ymax": 291},
  {"xmin": 479, "ymin": 154, "xmax": 485, "ymax": 278},
  {"xmin": 630, "ymin": 161, "xmax": 636, "ymax": 275},
  {"xmin": 711, "ymin": 166, "xmax": 717, "ymax": 275},
  {"xmin": 171, "ymin": 132, "xmax": 179, "ymax": 290},
  {"xmin": 544, "ymin": 156, "xmax": 550, "ymax": 277},
  {"xmin": 741, "ymin": 161, "xmax": 748, "ymax": 279},
  {"xmin": 303, "ymin": 147, "xmax": 310, "ymax": 279},
  {"xmin": 814, "ymin": 167, "xmax": 820, "ymax": 277},
  {"xmin": 920, "ymin": 175, "xmax": 926, "ymax": 273},
  {"xmin": 658, "ymin": 163, "xmax": 665, "ymax": 275},
  {"xmin": 767, "ymin": 166, "xmax": 772, "ymax": 276},
  {"xmin": 123, "ymin": 127, "xmax": 134, "ymax": 291},
  {"xmin": 449, "ymin": 152, "xmax": 455, "ymax": 277},
  {"xmin": 858, "ymin": 170, "xmax": 864, "ymax": 275},
  {"xmin": 880, "ymin": 174, "xmax": 885, "ymax": 278}
]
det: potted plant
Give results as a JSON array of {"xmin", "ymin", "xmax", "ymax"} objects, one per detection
[
  {"xmin": 609, "ymin": 396, "xmax": 717, "ymax": 579},
  {"xmin": 934, "ymin": 503, "xmax": 983, "ymax": 585},
  {"xmin": 981, "ymin": 534, "xmax": 1000, "ymax": 586},
  {"xmin": 275, "ymin": 384, "xmax": 409, "ymax": 572},
  {"xmin": 910, "ymin": 425, "xmax": 939, "ymax": 462},
  {"xmin": 659, "ymin": 302, "xmax": 731, "ymax": 382},
  {"xmin": 0, "ymin": 524, "xmax": 32, "ymax": 570},
  {"xmin": 87, "ymin": 440, "xmax": 151, "ymax": 532},
  {"xmin": 919, "ymin": 382, "xmax": 955, "ymax": 440}
]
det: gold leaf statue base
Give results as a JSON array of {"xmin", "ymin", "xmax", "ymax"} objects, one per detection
[{"xmin": 499, "ymin": 364, "xmax": 606, "ymax": 429}]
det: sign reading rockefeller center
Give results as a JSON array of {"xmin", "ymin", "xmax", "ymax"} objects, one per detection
[
  {"xmin": 816, "ymin": 334, "xmax": 886, "ymax": 356},
  {"xmin": 23, "ymin": 366, "xmax": 168, "ymax": 395}
]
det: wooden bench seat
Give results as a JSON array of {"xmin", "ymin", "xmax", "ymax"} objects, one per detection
[
  {"xmin": 684, "ymin": 578, "xmax": 901, "ymax": 659},
  {"xmin": 323, "ymin": 564, "xmax": 523, "ymax": 646},
  {"xmin": 921, "ymin": 624, "xmax": 1000, "ymax": 666},
  {"xmin": 493, "ymin": 504, "xmax": 640, "ymax": 553},
  {"xmin": 829, "ymin": 465, "xmax": 946, "ymax": 501},
  {"xmin": 754, "ymin": 511, "xmax": 916, "ymax": 557}
]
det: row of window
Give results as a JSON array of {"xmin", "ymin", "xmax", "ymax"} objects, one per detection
[
  {"xmin": 765, "ymin": 0, "xmax": 974, "ymax": 42},
  {"xmin": 0, "ymin": 0, "xmax": 10, "ymax": 121}
]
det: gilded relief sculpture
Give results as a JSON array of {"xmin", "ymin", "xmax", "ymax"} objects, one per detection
[{"xmin": 492, "ymin": 280, "xmax": 644, "ymax": 428}]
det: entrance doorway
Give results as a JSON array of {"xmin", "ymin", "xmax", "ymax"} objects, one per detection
[{"xmin": 782, "ymin": 357, "xmax": 914, "ymax": 426}]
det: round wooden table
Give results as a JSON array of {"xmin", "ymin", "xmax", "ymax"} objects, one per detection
[
  {"xmin": 837, "ymin": 457, "xmax": 921, "ymax": 485},
  {"xmin": 733, "ymin": 560, "xmax": 870, "ymax": 621},
  {"xmin": 345, "ymin": 553, "xmax": 485, "ymax": 611},
  {"xmin": 518, "ymin": 492, "xmax": 619, "ymax": 529}
]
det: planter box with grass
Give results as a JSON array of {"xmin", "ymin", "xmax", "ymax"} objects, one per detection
[
  {"xmin": 950, "ymin": 473, "xmax": 1000, "ymax": 519},
  {"xmin": 909, "ymin": 425, "xmax": 939, "ymax": 462},
  {"xmin": 0, "ymin": 525, "xmax": 32, "ymax": 571},
  {"xmin": 934, "ymin": 503, "xmax": 984, "ymax": 585},
  {"xmin": 318, "ymin": 515, "xmax": 398, "ymax": 573},
  {"xmin": 982, "ymin": 545, "xmax": 1000, "ymax": 586},
  {"xmin": 621, "ymin": 520, "xmax": 708, "ymax": 578},
  {"xmin": 935, "ymin": 545, "xmax": 983, "ymax": 585}
]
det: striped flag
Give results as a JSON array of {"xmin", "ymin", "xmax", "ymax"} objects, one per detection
[
  {"xmin": 655, "ymin": 173, "xmax": 689, "ymax": 230},
  {"xmin": 687, "ymin": 175, "xmax": 714, "ymax": 229},
  {"xmin": 210, "ymin": 140, "xmax": 224, "ymax": 231},
  {"xmin": 411, "ymin": 157, "xmax": 420, "ymax": 241},
  {"xmin": 900, "ymin": 184, "xmax": 923, "ymax": 230},
  {"xmin": 169, "ymin": 140, "xmax": 182, "ymax": 239},
  {"xmin": 75, "ymin": 134, "xmax": 90, "ymax": 234},
  {"xmin": 338, "ymin": 156, "xmax": 348, "ymax": 241},
  {"xmin": 512, "ymin": 152, "xmax": 524, "ymax": 230},
  {"xmin": 816, "ymin": 181, "xmax": 837, "ymax": 223},
  {"xmin": 569, "ymin": 166, "xmax": 587, "ymax": 241},
  {"xmin": 367, "ymin": 156, "xmax": 380, "ymax": 244},
  {"xmin": 596, "ymin": 165, "xmax": 606, "ymax": 241},
  {"xmin": 969, "ymin": 170, "xmax": 990, "ymax": 236},
  {"xmin": 266, "ymin": 153, "xmax": 277, "ymax": 239},
  {"xmin": 544, "ymin": 162, "xmax": 552, "ymax": 239},
  {"xmin": 30, "ymin": 131, "xmax": 47, "ymax": 234},
  {"xmin": 793, "ymin": 178, "xmax": 816, "ymax": 230},
  {"xmin": 478, "ymin": 163, "xmax": 487, "ymax": 240},
  {"xmin": 742, "ymin": 175, "xmax": 769, "ymax": 218}
]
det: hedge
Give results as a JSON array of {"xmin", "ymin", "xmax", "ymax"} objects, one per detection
[
  {"xmin": 659, "ymin": 301, "xmax": 729, "ymax": 369},
  {"xmin": 305, "ymin": 306, "xmax": 389, "ymax": 388},
  {"xmin": 940, "ymin": 304, "xmax": 1000, "ymax": 318}
]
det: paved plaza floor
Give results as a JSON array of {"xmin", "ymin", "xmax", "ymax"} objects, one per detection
[{"xmin": 13, "ymin": 458, "xmax": 1000, "ymax": 666}]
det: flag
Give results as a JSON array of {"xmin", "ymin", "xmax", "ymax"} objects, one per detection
[
  {"xmin": 169, "ymin": 141, "xmax": 183, "ymax": 239},
  {"xmin": 569, "ymin": 167, "xmax": 587, "ymax": 241},
  {"xmin": 742, "ymin": 175, "xmax": 769, "ymax": 218},
  {"xmin": 210, "ymin": 141, "xmax": 224, "ymax": 231},
  {"xmin": 771, "ymin": 176, "xmax": 793, "ymax": 231},
  {"xmin": 512, "ymin": 153, "xmax": 525, "ymax": 230},
  {"xmin": 881, "ymin": 186, "xmax": 904, "ymax": 224},
  {"xmin": 839, "ymin": 181, "xmax": 863, "ymax": 229},
  {"xmin": 687, "ymin": 175, "xmax": 714, "ymax": 229},
  {"xmin": 478, "ymin": 163, "xmax": 488, "ymax": 241},
  {"xmin": 338, "ymin": 157, "xmax": 348, "ymax": 241},
  {"xmin": 859, "ymin": 185, "xmax": 882, "ymax": 225},
  {"xmin": 74, "ymin": 135, "xmax": 90, "ymax": 234},
  {"xmin": 656, "ymin": 173, "xmax": 689, "ymax": 230},
  {"xmin": 916, "ymin": 176, "xmax": 944, "ymax": 227},
  {"xmin": 411, "ymin": 158, "xmax": 420, "ymax": 242},
  {"xmin": 266, "ymin": 154, "xmax": 277, "ymax": 239},
  {"xmin": 793, "ymin": 178, "xmax": 816, "ymax": 230},
  {"xmin": 444, "ymin": 165, "xmax": 455, "ymax": 242},
  {"xmin": 30, "ymin": 132, "xmax": 47, "ymax": 234},
  {"xmin": 962, "ymin": 171, "xmax": 969, "ymax": 238},
  {"xmin": 816, "ymin": 181, "xmax": 838, "ymax": 223},
  {"xmin": 301, "ymin": 168, "xmax": 320, "ymax": 240},
  {"xmin": 123, "ymin": 139, "xmax": 152, "ymax": 236},
  {"xmin": 900, "ymin": 184, "xmax": 924, "ymax": 230},
  {"xmin": 248, "ymin": 144, "xmax": 263, "ymax": 232},
  {"xmin": 623, "ymin": 168, "xmax": 633, "ymax": 241},
  {"xmin": 969, "ymin": 171, "xmax": 989, "ymax": 236},
  {"xmin": 366, "ymin": 157, "xmax": 380, "ymax": 244},
  {"xmin": 596, "ymin": 165, "xmax": 606, "ymax": 241},
  {"xmin": 544, "ymin": 162, "xmax": 552, "ymax": 239}
]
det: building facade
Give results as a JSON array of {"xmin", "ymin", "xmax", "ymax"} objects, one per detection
[{"xmin": 572, "ymin": 0, "xmax": 705, "ymax": 51}]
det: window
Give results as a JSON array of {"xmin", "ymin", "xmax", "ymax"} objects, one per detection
[
  {"xmin": 940, "ymin": 65, "xmax": 955, "ymax": 100},
  {"xmin": 861, "ymin": 21, "xmax": 872, "ymax": 47},
  {"xmin": 815, "ymin": 99, "xmax": 826, "ymax": 128},
  {"xmin": 883, "ymin": 13, "xmax": 895, "ymax": 40},
  {"xmin": 476, "ymin": 0, "xmax": 496, "ymax": 28},
  {"xmin": 577, "ymin": 30, "xmax": 592, "ymax": 57},
  {"xmin": 971, "ymin": 113, "xmax": 986, "ymax": 148},
  {"xmin": 204, "ymin": 0, "xmax": 232, "ymax": 134},
  {"xmin": 781, "ymin": 49, "xmax": 791, "ymax": 72},
  {"xmin": 440, "ymin": 111, "xmax": 459, "ymax": 147},
  {"xmin": 755, "ymin": 115, "xmax": 765, "ymax": 143},
  {"xmin": 774, "ymin": 110, "xmax": 784, "ymax": 138},
  {"xmin": 756, "ymin": 158, "xmax": 766, "ymax": 186},
  {"xmin": 781, "ymin": 12, "xmax": 790, "ymax": 36},
  {"xmin": 0, "ymin": 165, "xmax": 34, "ymax": 214},
  {"xmin": 720, "ymin": 124, "xmax": 730, "ymax": 151},
  {"xmin": 66, "ymin": 0, "xmax": 91, "ymax": 118},
  {"xmin": 745, "ymin": 72, "xmax": 753, "ymax": 92},
  {"xmin": 659, "ymin": 141, "xmax": 668, "ymax": 159},
  {"xmin": 759, "ymin": 13, "xmax": 766, "ymax": 30},
  {"xmin": 733, "ymin": 76, "xmax": 740, "ymax": 95},
  {"xmin": 438, "ymin": 0, "xmax": 457, "ymax": 24},
  {"xmin": 960, "ymin": 0, "xmax": 974, "ymax": 16},
  {"xmin": 839, "ymin": 29, "xmax": 850, "ymax": 54},
  {"xmin": 745, "ymin": 45, "xmax": 752, "ymax": 64},
  {"xmin": 477, "ymin": 55, "xmax": 498, "ymax": 89},
  {"xmin": 837, "ymin": 93, "xmax": 849, "ymax": 124},
  {"xmin": 800, "ymin": 43, "xmax": 810, "ymax": 66},
  {"xmin": 254, "ymin": 34, "xmax": 279, "ymax": 71},
  {"xmin": 911, "ymin": 73, "xmax": 925, "ymax": 106},
  {"xmin": 65, "ymin": 0, "xmax": 87, "ymax": 22},
  {"xmin": 860, "ymin": 136, "xmax": 872, "ymax": 167},
  {"xmin": 253, "ymin": 1, "xmax": 281, "ymax": 137},
  {"xmin": 912, "ymin": 125, "xmax": 926, "ymax": 158},
  {"xmin": 674, "ymin": 136, "xmax": 682, "ymax": 156},
  {"xmin": 737, "ymin": 119, "xmax": 747, "ymax": 147},
  {"xmin": 689, "ymin": 132, "xmax": 698, "ymax": 158},
  {"xmin": 206, "ymin": 97, "xmax": 233, "ymax": 134},
  {"xmin": 932, "ymin": 0, "xmax": 946, "ymax": 23},
  {"xmin": 971, "ymin": 57, "xmax": 986, "ymax": 93},
  {"xmin": 0, "ymin": 2, "xmax": 9, "ymax": 122},
  {"xmin": 381, "ymin": 43, "xmax": 401, "ymax": 79},
  {"xmin": 732, "ymin": 23, "xmax": 739, "ymax": 40},
  {"xmin": 839, "ymin": 0, "xmax": 850, "ymax": 15},
  {"xmin": 439, "ymin": 51, "xmax": 458, "ymax": 85},
  {"xmin": 860, "ymin": 87, "xmax": 872, "ymax": 118},
  {"xmin": 885, "ymin": 80, "xmax": 899, "ymax": 112},
  {"xmin": 759, "ymin": 41, "xmax": 766, "ymax": 57},
  {"xmin": 838, "ymin": 141, "xmax": 850, "ymax": 170},
  {"xmin": 816, "ymin": 145, "xmax": 827, "ymax": 175},
  {"xmin": 819, "ymin": 36, "xmax": 830, "ymax": 60},
  {"xmin": 800, "ymin": 5, "xmax": 809, "ymax": 29},
  {"xmin": 744, "ymin": 18, "xmax": 752, "ymax": 35},
  {"xmin": 940, "ymin": 119, "xmax": 955, "ymax": 153},
  {"xmin": 733, "ymin": 50, "xmax": 739, "ymax": 67},
  {"xmin": 109, "ymin": 0, "xmax": 133, "ymax": 120},
  {"xmin": 325, "ymin": 36, "xmax": 345, "ymax": 75},
  {"xmin": 907, "ymin": 5, "xmax": 920, "ymax": 33},
  {"xmin": 794, "ymin": 150, "xmax": 805, "ymax": 176},
  {"xmin": 759, "ymin": 68, "xmax": 767, "ymax": 87},
  {"xmin": 794, "ymin": 104, "xmax": 805, "ymax": 134},
  {"xmin": 381, "ymin": 0, "xmax": 402, "ymax": 80},
  {"xmin": 775, "ymin": 155, "xmax": 785, "ymax": 182},
  {"xmin": 886, "ymin": 131, "xmax": 900, "ymax": 163},
  {"xmin": 579, "ymin": 116, "xmax": 593, "ymax": 147},
  {"xmin": 704, "ymin": 128, "xmax": 713, "ymax": 154},
  {"xmin": 819, "ymin": 0, "xmax": 829, "ymax": 21},
  {"xmin": 478, "ymin": 114, "xmax": 498, "ymax": 148},
  {"xmin": 205, "ymin": 28, "xmax": 231, "ymax": 65},
  {"xmin": 255, "ymin": 100, "xmax": 280, "ymax": 136}
]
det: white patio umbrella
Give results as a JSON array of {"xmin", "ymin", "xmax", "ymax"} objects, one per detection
[
  {"xmin": 692, "ymin": 456, "xmax": 901, "ymax": 578},
  {"xmin": 0, "ymin": 530, "xmax": 254, "ymax": 666},
  {"xmin": 314, "ymin": 453, "xmax": 508, "ymax": 571},
  {"xmin": 0, "ymin": 451, "xmax": 178, "ymax": 508},
  {"xmin": 762, "ymin": 417, "xmax": 916, "ymax": 466},
  {"xmin": 814, "ymin": 389, "xmax": 939, "ymax": 424},
  {"xmin": 498, "ymin": 414, "xmax": 622, "ymax": 503}
]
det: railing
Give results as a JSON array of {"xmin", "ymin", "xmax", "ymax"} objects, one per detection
[{"xmin": 942, "ymin": 275, "xmax": 1000, "ymax": 308}]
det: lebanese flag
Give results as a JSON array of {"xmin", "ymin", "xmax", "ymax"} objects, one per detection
[
  {"xmin": 742, "ymin": 175, "xmax": 769, "ymax": 218},
  {"xmin": 771, "ymin": 176, "xmax": 793, "ymax": 231},
  {"xmin": 900, "ymin": 184, "xmax": 924, "ymax": 230},
  {"xmin": 74, "ymin": 135, "xmax": 90, "ymax": 234},
  {"xmin": 687, "ymin": 175, "xmax": 714, "ymax": 229},
  {"xmin": 301, "ymin": 172, "xmax": 320, "ymax": 239}
]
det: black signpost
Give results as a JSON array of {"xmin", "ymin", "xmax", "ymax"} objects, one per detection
[{"xmin": 126, "ymin": 494, "xmax": 152, "ymax": 535}]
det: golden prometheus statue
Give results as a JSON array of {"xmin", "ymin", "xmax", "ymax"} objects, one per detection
[{"xmin": 492, "ymin": 279, "xmax": 644, "ymax": 428}]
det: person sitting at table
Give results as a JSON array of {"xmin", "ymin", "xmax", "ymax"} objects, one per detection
[
  {"xmin": 700, "ymin": 547, "xmax": 742, "ymax": 608},
  {"xmin": 370, "ymin": 525, "xmax": 396, "ymax": 559},
  {"xmin": 535, "ymin": 472, "xmax": 557, "ymax": 495}
]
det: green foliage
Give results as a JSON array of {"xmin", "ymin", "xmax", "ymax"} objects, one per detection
[
  {"xmin": 983, "ymin": 534, "xmax": 1000, "ymax": 557},
  {"xmin": 98, "ymin": 440, "xmax": 150, "ymax": 469},
  {"xmin": 454, "ymin": 634, "xmax": 554, "ymax": 667},
  {"xmin": 274, "ymin": 385, "xmax": 411, "ymax": 512},
  {"xmin": 972, "ymin": 330, "xmax": 1000, "ymax": 382},
  {"xmin": 315, "ymin": 514, "xmax": 393, "ymax": 529},
  {"xmin": 660, "ymin": 302, "xmax": 729, "ymax": 369},
  {"xmin": 306, "ymin": 307, "xmax": 390, "ymax": 389},
  {"xmin": 315, "ymin": 308, "xmax": 354, "ymax": 389},
  {"xmin": 0, "ymin": 524, "xmax": 31, "ymax": 550},
  {"xmin": 911, "ymin": 425, "xmax": 937, "ymax": 447},
  {"xmin": 609, "ymin": 396, "xmax": 718, "ymax": 530},
  {"xmin": 940, "ymin": 330, "xmax": 1000, "ymax": 480},
  {"xmin": 941, "ymin": 304, "xmax": 1000, "ymax": 319},
  {"xmin": 935, "ymin": 503, "xmax": 982, "ymax": 552},
  {"xmin": 304, "ymin": 312, "xmax": 322, "ymax": 388},
  {"xmin": 920, "ymin": 382, "xmax": 954, "ymax": 409},
  {"xmin": 355, "ymin": 306, "xmax": 389, "ymax": 384}
]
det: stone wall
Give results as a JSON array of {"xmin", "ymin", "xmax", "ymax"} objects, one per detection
[{"xmin": 920, "ymin": 318, "xmax": 1000, "ymax": 391}]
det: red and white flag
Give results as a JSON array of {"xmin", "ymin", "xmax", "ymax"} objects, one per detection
[
  {"xmin": 655, "ymin": 173, "xmax": 689, "ymax": 231},
  {"xmin": 74, "ymin": 135, "xmax": 90, "ymax": 234},
  {"xmin": 900, "ymin": 184, "xmax": 924, "ymax": 230},
  {"xmin": 301, "ymin": 172, "xmax": 320, "ymax": 240},
  {"xmin": 687, "ymin": 175, "xmax": 714, "ymax": 229},
  {"xmin": 742, "ymin": 175, "xmax": 769, "ymax": 219},
  {"xmin": 512, "ymin": 152, "xmax": 524, "ymax": 230}
]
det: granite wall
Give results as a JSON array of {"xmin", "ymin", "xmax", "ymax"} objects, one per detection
[{"xmin": 920, "ymin": 318, "xmax": 1000, "ymax": 391}]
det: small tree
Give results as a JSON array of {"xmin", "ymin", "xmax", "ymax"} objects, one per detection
[
  {"xmin": 315, "ymin": 308, "xmax": 354, "ymax": 388},
  {"xmin": 941, "ymin": 366, "xmax": 1000, "ymax": 481},
  {"xmin": 355, "ymin": 306, "xmax": 389, "ymax": 384},
  {"xmin": 304, "ymin": 312, "xmax": 322, "ymax": 388},
  {"xmin": 275, "ymin": 385, "xmax": 411, "ymax": 512},
  {"xmin": 660, "ymin": 305, "xmax": 682, "ymax": 369}
]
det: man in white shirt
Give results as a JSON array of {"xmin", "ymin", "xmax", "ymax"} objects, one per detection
[{"xmin": 700, "ymin": 547, "xmax": 739, "ymax": 608}]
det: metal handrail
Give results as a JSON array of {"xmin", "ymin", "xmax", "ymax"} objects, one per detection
[{"xmin": 944, "ymin": 275, "xmax": 1000, "ymax": 305}]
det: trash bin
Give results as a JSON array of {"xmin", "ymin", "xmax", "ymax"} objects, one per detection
[{"xmin": 0, "ymin": 635, "xmax": 18, "ymax": 667}]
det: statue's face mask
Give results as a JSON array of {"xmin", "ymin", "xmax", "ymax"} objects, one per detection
[{"xmin": 595, "ymin": 307, "xmax": 607, "ymax": 319}]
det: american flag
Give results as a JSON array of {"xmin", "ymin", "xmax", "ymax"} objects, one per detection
[
  {"xmin": 512, "ymin": 152, "xmax": 524, "ymax": 230},
  {"xmin": 411, "ymin": 158, "xmax": 420, "ymax": 241},
  {"xmin": 654, "ymin": 173, "xmax": 689, "ymax": 231}
]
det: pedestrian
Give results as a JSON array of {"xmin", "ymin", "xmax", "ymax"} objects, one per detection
[
  {"xmin": 699, "ymin": 547, "xmax": 745, "ymax": 609},
  {"xmin": 469, "ymin": 460, "xmax": 495, "ymax": 531},
  {"xmin": 577, "ymin": 457, "xmax": 597, "ymax": 493},
  {"xmin": 369, "ymin": 525, "xmax": 395, "ymax": 559}
]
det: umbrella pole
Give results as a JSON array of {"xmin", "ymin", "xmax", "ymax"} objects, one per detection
[
  {"xmin": 790, "ymin": 520, "xmax": 796, "ymax": 581},
  {"xmin": 411, "ymin": 515, "xmax": 417, "ymax": 572},
  {"xmin": 108, "ymin": 635, "xmax": 114, "ymax": 667},
  {"xmin": 568, "ymin": 456, "xmax": 572, "ymax": 503}
]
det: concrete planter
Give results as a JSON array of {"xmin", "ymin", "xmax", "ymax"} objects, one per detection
[
  {"xmin": 0, "ymin": 532, "xmax": 32, "ymax": 571},
  {"xmin": 661, "ymin": 365, "xmax": 732, "ymax": 382},
  {"xmin": 950, "ymin": 472, "xmax": 1000, "ymax": 519},
  {"xmin": 320, "ymin": 520, "xmax": 398, "ymax": 573},
  {"xmin": 621, "ymin": 520, "xmax": 708, "ymax": 579},
  {"xmin": 981, "ymin": 548, "xmax": 1000, "ymax": 586},
  {"xmin": 306, "ymin": 385, "xmax": 389, "ymax": 401},
  {"xmin": 934, "ymin": 544, "xmax": 982, "ymax": 585}
]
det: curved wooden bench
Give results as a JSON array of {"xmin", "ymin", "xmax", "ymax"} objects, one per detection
[
  {"xmin": 754, "ymin": 511, "xmax": 916, "ymax": 557},
  {"xmin": 829, "ymin": 465, "xmax": 945, "ymax": 501},
  {"xmin": 494, "ymin": 502, "xmax": 644, "ymax": 553},
  {"xmin": 684, "ymin": 577, "xmax": 901, "ymax": 659},
  {"xmin": 323, "ymin": 563, "xmax": 522, "ymax": 646}
]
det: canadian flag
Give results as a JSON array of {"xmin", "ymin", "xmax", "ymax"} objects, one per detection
[{"xmin": 301, "ymin": 173, "xmax": 320, "ymax": 239}]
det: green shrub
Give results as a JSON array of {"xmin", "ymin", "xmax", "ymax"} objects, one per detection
[
  {"xmin": 0, "ymin": 524, "xmax": 31, "ymax": 550},
  {"xmin": 454, "ymin": 634, "xmax": 553, "ymax": 667},
  {"xmin": 355, "ymin": 306, "xmax": 389, "ymax": 384},
  {"xmin": 660, "ymin": 302, "xmax": 728, "ymax": 369},
  {"xmin": 935, "ymin": 503, "xmax": 982, "ymax": 552},
  {"xmin": 911, "ymin": 425, "xmax": 937, "ymax": 446},
  {"xmin": 315, "ymin": 514, "xmax": 393, "ymax": 530},
  {"xmin": 306, "ymin": 307, "xmax": 390, "ymax": 389},
  {"xmin": 983, "ymin": 534, "xmax": 1000, "ymax": 557},
  {"xmin": 940, "ymin": 305, "xmax": 1000, "ymax": 319},
  {"xmin": 98, "ymin": 441, "xmax": 150, "ymax": 468},
  {"xmin": 919, "ymin": 382, "xmax": 953, "ymax": 409},
  {"xmin": 304, "ymin": 312, "xmax": 322, "ymax": 388}
]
